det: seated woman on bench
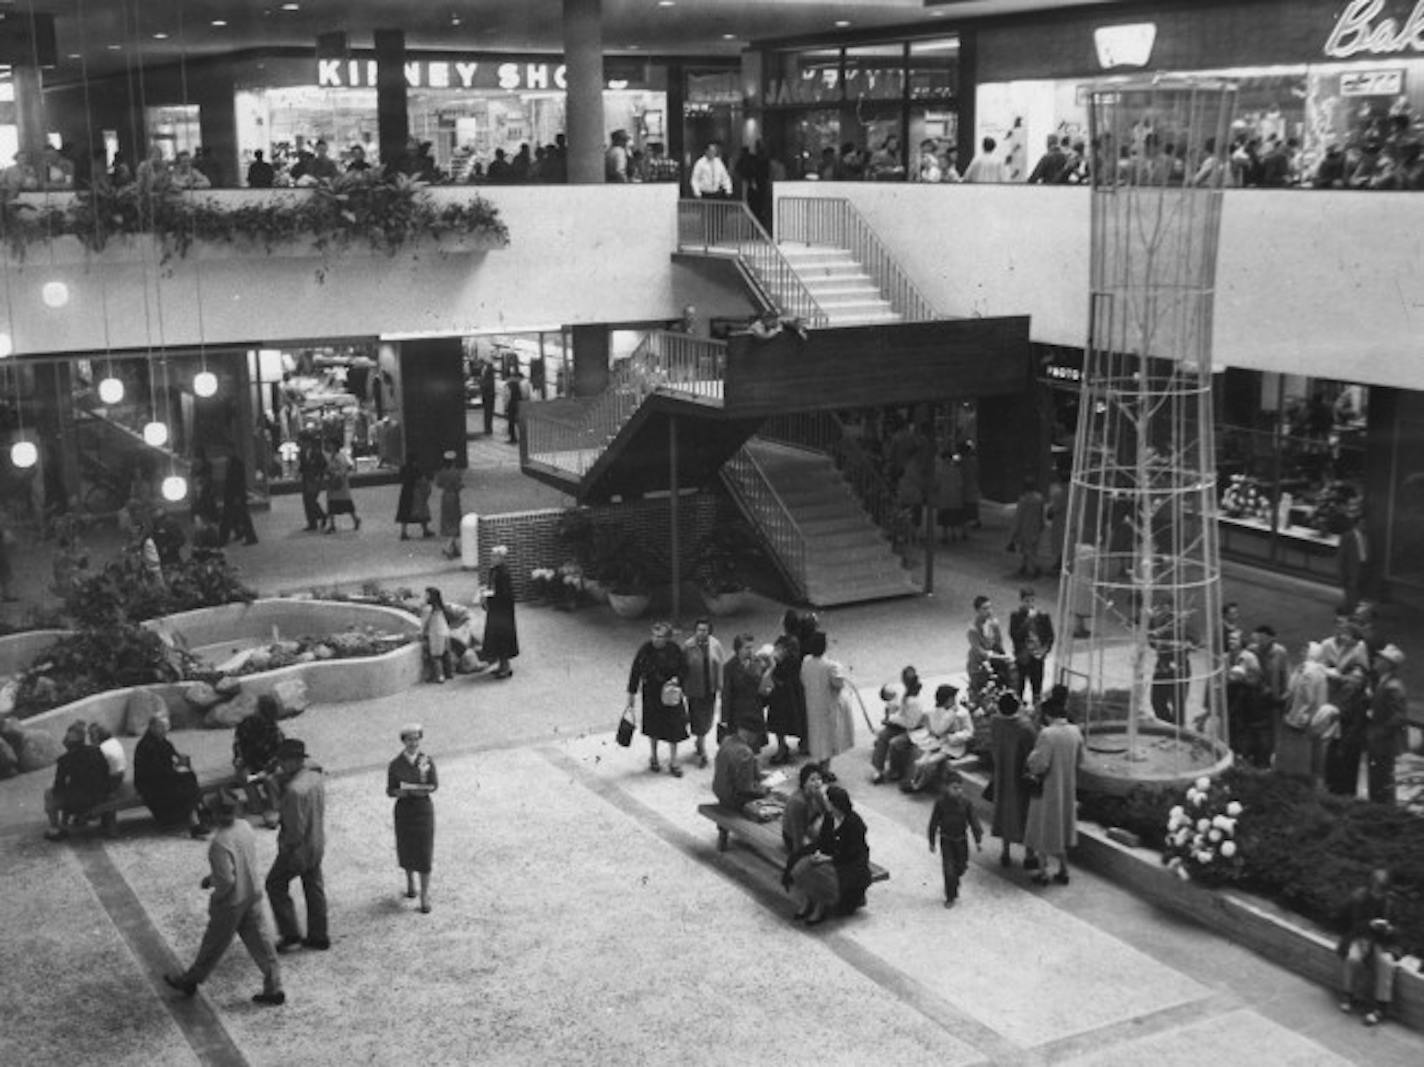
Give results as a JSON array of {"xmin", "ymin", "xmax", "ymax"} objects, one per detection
[
  {"xmin": 781, "ymin": 784, "xmax": 872, "ymax": 926},
  {"xmin": 44, "ymin": 722, "xmax": 112, "ymax": 842},
  {"xmin": 135, "ymin": 712, "xmax": 210, "ymax": 839}
]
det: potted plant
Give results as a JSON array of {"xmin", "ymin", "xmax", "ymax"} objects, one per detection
[
  {"xmin": 595, "ymin": 524, "xmax": 656, "ymax": 619},
  {"xmin": 555, "ymin": 509, "xmax": 607, "ymax": 603},
  {"xmin": 691, "ymin": 522, "xmax": 764, "ymax": 616}
]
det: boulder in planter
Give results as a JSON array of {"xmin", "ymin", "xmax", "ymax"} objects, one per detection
[
  {"xmin": 273, "ymin": 678, "xmax": 310, "ymax": 718},
  {"xmin": 0, "ymin": 736, "xmax": 17, "ymax": 778},
  {"xmin": 0, "ymin": 678, "xmax": 15, "ymax": 715},
  {"xmin": 17, "ymin": 729, "xmax": 64, "ymax": 772},
  {"xmin": 184, "ymin": 681, "xmax": 223, "ymax": 712},
  {"xmin": 206, "ymin": 690, "xmax": 258, "ymax": 729},
  {"xmin": 215, "ymin": 675, "xmax": 242, "ymax": 698},
  {"xmin": 124, "ymin": 688, "xmax": 169, "ymax": 736},
  {"xmin": 0, "ymin": 714, "xmax": 23, "ymax": 751},
  {"xmin": 608, "ymin": 592, "xmax": 651, "ymax": 619}
]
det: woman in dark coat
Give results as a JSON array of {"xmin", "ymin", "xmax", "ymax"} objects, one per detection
[
  {"xmin": 481, "ymin": 545, "xmax": 519, "ymax": 678},
  {"xmin": 626, "ymin": 621, "xmax": 688, "ymax": 776},
  {"xmin": 764, "ymin": 633, "xmax": 805, "ymax": 764},
  {"xmin": 395, "ymin": 459, "xmax": 433, "ymax": 540},
  {"xmin": 782, "ymin": 784, "xmax": 871, "ymax": 925},
  {"xmin": 218, "ymin": 452, "xmax": 258, "ymax": 546},
  {"xmin": 134, "ymin": 712, "xmax": 208, "ymax": 838},
  {"xmin": 988, "ymin": 690, "xmax": 1039, "ymax": 869},
  {"xmin": 386, "ymin": 724, "xmax": 438, "ymax": 913}
]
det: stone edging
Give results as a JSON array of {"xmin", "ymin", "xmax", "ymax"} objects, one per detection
[{"xmin": 957, "ymin": 769, "xmax": 1424, "ymax": 1032}]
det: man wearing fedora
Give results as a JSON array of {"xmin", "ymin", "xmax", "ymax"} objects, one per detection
[
  {"xmin": 1366, "ymin": 644, "xmax": 1409, "ymax": 805},
  {"xmin": 165, "ymin": 790, "xmax": 285, "ymax": 1005},
  {"xmin": 266, "ymin": 738, "xmax": 330, "ymax": 952}
]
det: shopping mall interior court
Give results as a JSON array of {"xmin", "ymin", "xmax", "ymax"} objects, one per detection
[{"xmin": 4, "ymin": 449, "xmax": 1424, "ymax": 1067}]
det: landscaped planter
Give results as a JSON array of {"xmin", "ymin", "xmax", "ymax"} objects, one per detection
[
  {"xmin": 608, "ymin": 592, "xmax": 651, "ymax": 619},
  {"xmin": 0, "ymin": 630, "xmax": 71, "ymax": 679}
]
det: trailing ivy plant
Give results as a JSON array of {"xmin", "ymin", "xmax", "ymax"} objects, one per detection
[{"xmin": 0, "ymin": 171, "xmax": 510, "ymax": 278}]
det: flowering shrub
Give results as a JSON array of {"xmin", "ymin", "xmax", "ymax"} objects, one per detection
[
  {"xmin": 1163, "ymin": 775, "xmax": 1245, "ymax": 885},
  {"xmin": 528, "ymin": 568, "xmax": 556, "ymax": 601},
  {"xmin": 1219, "ymin": 475, "xmax": 1272, "ymax": 523}
]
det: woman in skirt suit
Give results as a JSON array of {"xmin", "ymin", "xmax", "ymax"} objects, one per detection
[{"xmin": 387, "ymin": 724, "xmax": 438, "ymax": 913}]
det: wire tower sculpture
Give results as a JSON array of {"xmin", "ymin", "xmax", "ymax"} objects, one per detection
[{"xmin": 1053, "ymin": 78, "xmax": 1238, "ymax": 793}]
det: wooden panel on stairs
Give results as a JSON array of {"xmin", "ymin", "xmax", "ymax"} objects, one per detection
[{"xmin": 723, "ymin": 316, "xmax": 1031, "ymax": 416}]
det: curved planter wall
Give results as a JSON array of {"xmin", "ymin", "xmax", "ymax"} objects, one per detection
[{"xmin": 6, "ymin": 599, "xmax": 421, "ymax": 743}]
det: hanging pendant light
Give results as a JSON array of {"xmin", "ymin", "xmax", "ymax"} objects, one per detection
[
  {"xmin": 99, "ymin": 375, "xmax": 125, "ymax": 404},
  {"xmin": 10, "ymin": 439, "xmax": 37, "ymax": 468},
  {"xmin": 143, "ymin": 420, "xmax": 169, "ymax": 447},
  {"xmin": 193, "ymin": 369, "xmax": 218, "ymax": 397},
  {"xmin": 41, "ymin": 281, "xmax": 70, "ymax": 308},
  {"xmin": 161, "ymin": 474, "xmax": 188, "ymax": 502}
]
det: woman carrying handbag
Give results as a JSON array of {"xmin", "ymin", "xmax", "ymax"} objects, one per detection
[{"xmin": 626, "ymin": 622, "xmax": 689, "ymax": 776}]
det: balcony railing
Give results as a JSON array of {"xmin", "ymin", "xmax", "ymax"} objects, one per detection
[
  {"xmin": 521, "ymin": 330, "xmax": 726, "ymax": 480},
  {"xmin": 721, "ymin": 445, "xmax": 808, "ymax": 599},
  {"xmin": 677, "ymin": 198, "xmax": 830, "ymax": 327},
  {"xmin": 777, "ymin": 196, "xmax": 939, "ymax": 323}
]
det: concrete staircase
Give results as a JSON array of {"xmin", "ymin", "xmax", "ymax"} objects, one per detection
[
  {"xmin": 775, "ymin": 243, "xmax": 903, "ymax": 327},
  {"xmin": 745, "ymin": 439, "xmax": 918, "ymax": 607}
]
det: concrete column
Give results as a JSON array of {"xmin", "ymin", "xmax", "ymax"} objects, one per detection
[
  {"xmin": 12, "ymin": 63, "xmax": 48, "ymax": 163},
  {"xmin": 374, "ymin": 29, "xmax": 409, "ymax": 170},
  {"xmin": 563, "ymin": 0, "xmax": 605, "ymax": 184}
]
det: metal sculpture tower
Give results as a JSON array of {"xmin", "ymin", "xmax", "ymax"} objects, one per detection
[{"xmin": 1054, "ymin": 78, "xmax": 1238, "ymax": 788}]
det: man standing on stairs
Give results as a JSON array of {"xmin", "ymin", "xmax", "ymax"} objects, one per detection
[{"xmin": 690, "ymin": 142, "xmax": 733, "ymax": 200}]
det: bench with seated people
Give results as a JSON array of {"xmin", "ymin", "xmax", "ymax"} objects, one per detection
[{"xmin": 697, "ymin": 803, "xmax": 889, "ymax": 900}]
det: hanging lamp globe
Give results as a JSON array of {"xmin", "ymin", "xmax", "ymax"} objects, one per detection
[
  {"xmin": 98, "ymin": 376, "xmax": 125, "ymax": 404},
  {"xmin": 193, "ymin": 370, "xmax": 219, "ymax": 398},
  {"xmin": 161, "ymin": 475, "xmax": 188, "ymax": 502},
  {"xmin": 143, "ymin": 421, "xmax": 169, "ymax": 447},
  {"xmin": 41, "ymin": 281, "xmax": 70, "ymax": 308},
  {"xmin": 10, "ymin": 440, "xmax": 38, "ymax": 468}
]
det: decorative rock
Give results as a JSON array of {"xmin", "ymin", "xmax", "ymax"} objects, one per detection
[
  {"xmin": 312, "ymin": 645, "xmax": 334, "ymax": 660},
  {"xmin": 0, "ymin": 714, "xmax": 23, "ymax": 751},
  {"xmin": 166, "ymin": 698, "xmax": 204, "ymax": 732},
  {"xmin": 184, "ymin": 681, "xmax": 222, "ymax": 711},
  {"xmin": 0, "ymin": 736, "xmax": 17, "ymax": 778},
  {"xmin": 273, "ymin": 678, "xmax": 309, "ymax": 719},
  {"xmin": 124, "ymin": 687, "xmax": 169, "ymax": 737},
  {"xmin": 206, "ymin": 690, "xmax": 258, "ymax": 729},
  {"xmin": 214, "ymin": 675, "xmax": 242, "ymax": 697},
  {"xmin": 295, "ymin": 652, "xmax": 316, "ymax": 664},
  {"xmin": 247, "ymin": 649, "xmax": 273, "ymax": 672},
  {"xmin": 17, "ymin": 729, "xmax": 64, "ymax": 773},
  {"xmin": 0, "ymin": 678, "xmax": 15, "ymax": 715}
]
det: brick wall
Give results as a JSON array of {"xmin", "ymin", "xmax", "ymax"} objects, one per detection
[{"xmin": 477, "ymin": 492, "xmax": 737, "ymax": 601}]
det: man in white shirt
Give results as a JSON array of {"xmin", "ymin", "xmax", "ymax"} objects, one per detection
[
  {"xmin": 689, "ymin": 142, "xmax": 732, "ymax": 199},
  {"xmin": 963, "ymin": 136, "xmax": 1009, "ymax": 184}
]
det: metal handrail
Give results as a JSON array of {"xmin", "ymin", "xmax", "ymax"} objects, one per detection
[
  {"xmin": 720, "ymin": 445, "xmax": 808, "ymax": 599},
  {"xmin": 776, "ymin": 196, "xmax": 940, "ymax": 323},
  {"xmin": 758, "ymin": 411, "xmax": 911, "ymax": 565},
  {"xmin": 677, "ymin": 199, "xmax": 830, "ymax": 327},
  {"xmin": 522, "ymin": 330, "xmax": 727, "ymax": 478}
]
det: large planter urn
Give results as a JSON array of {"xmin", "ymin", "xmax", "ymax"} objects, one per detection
[{"xmin": 607, "ymin": 592, "xmax": 651, "ymax": 619}]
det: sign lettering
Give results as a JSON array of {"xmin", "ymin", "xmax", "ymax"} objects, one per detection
[
  {"xmin": 313, "ymin": 58, "xmax": 570, "ymax": 91},
  {"xmin": 1324, "ymin": 0, "xmax": 1424, "ymax": 58},
  {"xmin": 1340, "ymin": 68, "xmax": 1404, "ymax": 94}
]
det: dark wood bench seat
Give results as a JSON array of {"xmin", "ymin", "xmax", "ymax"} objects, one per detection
[
  {"xmin": 78, "ymin": 772, "xmax": 247, "ymax": 835},
  {"xmin": 696, "ymin": 803, "xmax": 890, "ymax": 901}
]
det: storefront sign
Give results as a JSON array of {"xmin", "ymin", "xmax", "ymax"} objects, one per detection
[
  {"xmin": 316, "ymin": 59, "xmax": 571, "ymax": 92},
  {"xmin": 1339, "ymin": 67, "xmax": 1405, "ymax": 94},
  {"xmin": 1093, "ymin": 23, "xmax": 1157, "ymax": 69},
  {"xmin": 1324, "ymin": 0, "xmax": 1424, "ymax": 59}
]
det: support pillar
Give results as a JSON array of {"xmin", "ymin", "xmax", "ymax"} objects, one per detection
[
  {"xmin": 563, "ymin": 0, "xmax": 605, "ymax": 184},
  {"xmin": 570, "ymin": 324, "xmax": 610, "ymax": 397},
  {"xmin": 669, "ymin": 415, "xmax": 681, "ymax": 623},
  {"xmin": 374, "ymin": 29, "xmax": 409, "ymax": 171},
  {"xmin": 12, "ymin": 63, "xmax": 48, "ymax": 164}
]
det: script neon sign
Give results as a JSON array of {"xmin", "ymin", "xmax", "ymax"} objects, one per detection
[{"xmin": 1324, "ymin": 0, "xmax": 1424, "ymax": 58}]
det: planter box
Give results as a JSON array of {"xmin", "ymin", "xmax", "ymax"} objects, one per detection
[{"xmin": 957, "ymin": 766, "xmax": 1424, "ymax": 1032}]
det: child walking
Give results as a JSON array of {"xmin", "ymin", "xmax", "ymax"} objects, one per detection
[{"xmin": 928, "ymin": 770, "xmax": 982, "ymax": 907}]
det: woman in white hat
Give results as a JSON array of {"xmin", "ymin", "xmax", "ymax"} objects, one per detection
[{"xmin": 386, "ymin": 724, "xmax": 438, "ymax": 912}]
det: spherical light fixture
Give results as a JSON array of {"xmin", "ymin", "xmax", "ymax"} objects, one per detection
[
  {"xmin": 161, "ymin": 475, "xmax": 188, "ymax": 502},
  {"xmin": 98, "ymin": 376, "xmax": 125, "ymax": 404},
  {"xmin": 10, "ymin": 440, "xmax": 37, "ymax": 468},
  {"xmin": 41, "ymin": 281, "xmax": 70, "ymax": 308},
  {"xmin": 193, "ymin": 370, "xmax": 218, "ymax": 398},
  {"xmin": 0, "ymin": 332, "xmax": 12, "ymax": 358},
  {"xmin": 143, "ymin": 421, "xmax": 169, "ymax": 447}
]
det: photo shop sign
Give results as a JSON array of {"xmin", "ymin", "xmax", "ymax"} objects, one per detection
[{"xmin": 1324, "ymin": 0, "xmax": 1424, "ymax": 59}]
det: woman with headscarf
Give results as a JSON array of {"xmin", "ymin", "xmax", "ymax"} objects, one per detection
[
  {"xmin": 395, "ymin": 459, "xmax": 433, "ymax": 541},
  {"xmin": 135, "ymin": 712, "xmax": 209, "ymax": 838},
  {"xmin": 721, "ymin": 633, "xmax": 764, "ymax": 747},
  {"xmin": 481, "ymin": 546, "xmax": 518, "ymax": 679},
  {"xmin": 627, "ymin": 621, "xmax": 688, "ymax": 776},
  {"xmin": 1022, "ymin": 697, "xmax": 1084, "ymax": 886},
  {"xmin": 387, "ymin": 724, "xmax": 438, "ymax": 913},
  {"xmin": 988, "ymin": 691, "xmax": 1039, "ymax": 869},
  {"xmin": 781, "ymin": 784, "xmax": 871, "ymax": 925},
  {"xmin": 1278, "ymin": 640, "xmax": 1328, "ymax": 781}
]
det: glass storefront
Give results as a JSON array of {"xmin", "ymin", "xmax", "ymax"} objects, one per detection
[
  {"xmin": 1216, "ymin": 369, "xmax": 1368, "ymax": 579},
  {"xmin": 760, "ymin": 36, "xmax": 960, "ymax": 181}
]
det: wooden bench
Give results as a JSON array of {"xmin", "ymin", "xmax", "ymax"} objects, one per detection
[
  {"xmin": 79, "ymin": 772, "xmax": 247, "ymax": 836},
  {"xmin": 696, "ymin": 803, "xmax": 890, "ymax": 902}
]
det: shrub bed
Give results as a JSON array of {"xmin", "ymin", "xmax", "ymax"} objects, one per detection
[{"xmin": 1079, "ymin": 767, "xmax": 1424, "ymax": 958}]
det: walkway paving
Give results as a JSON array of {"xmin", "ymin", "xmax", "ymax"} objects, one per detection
[{"xmin": 4, "ymin": 455, "xmax": 1424, "ymax": 1065}]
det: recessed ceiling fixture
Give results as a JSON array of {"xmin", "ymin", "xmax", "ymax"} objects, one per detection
[
  {"xmin": 211, "ymin": 19, "xmax": 228, "ymax": 27},
  {"xmin": 450, "ymin": 15, "xmax": 462, "ymax": 26},
  {"xmin": 106, "ymin": 43, "xmax": 121, "ymax": 50},
  {"xmin": 281, "ymin": 2, "xmax": 301, "ymax": 10},
  {"xmin": 835, "ymin": 20, "xmax": 851, "ymax": 28},
  {"xmin": 153, "ymin": 32, "xmax": 168, "ymax": 39},
  {"xmin": 658, "ymin": 1, "xmax": 675, "ymax": 7},
  {"xmin": 66, "ymin": 52, "xmax": 80, "ymax": 59},
  {"xmin": 721, "ymin": 34, "xmax": 736, "ymax": 40}
]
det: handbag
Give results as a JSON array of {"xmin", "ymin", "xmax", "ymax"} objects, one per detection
[
  {"xmin": 615, "ymin": 709, "xmax": 636, "ymax": 747},
  {"xmin": 1023, "ymin": 771, "xmax": 1045, "ymax": 798},
  {"xmin": 660, "ymin": 680, "xmax": 684, "ymax": 707},
  {"xmin": 981, "ymin": 775, "xmax": 996, "ymax": 803}
]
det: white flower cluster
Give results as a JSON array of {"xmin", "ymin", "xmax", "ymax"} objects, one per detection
[
  {"xmin": 530, "ymin": 568, "xmax": 558, "ymax": 582},
  {"xmin": 1164, "ymin": 776, "xmax": 1245, "ymax": 883}
]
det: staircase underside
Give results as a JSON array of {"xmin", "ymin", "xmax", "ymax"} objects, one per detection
[{"xmin": 742, "ymin": 439, "xmax": 920, "ymax": 608}]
